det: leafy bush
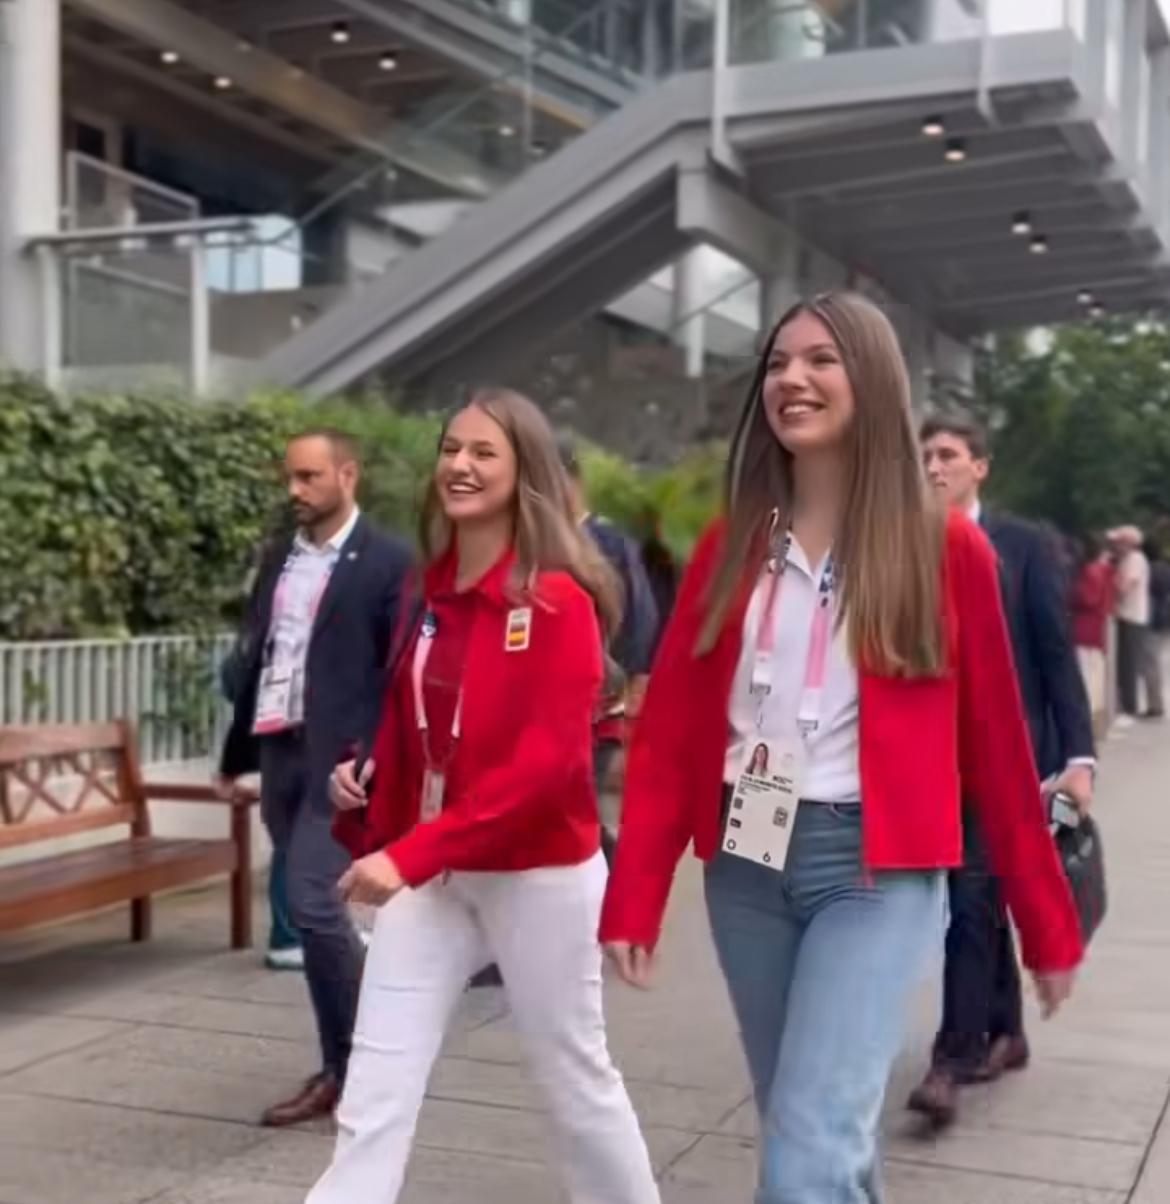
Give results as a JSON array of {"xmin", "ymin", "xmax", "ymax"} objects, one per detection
[{"xmin": 0, "ymin": 377, "xmax": 724, "ymax": 641}]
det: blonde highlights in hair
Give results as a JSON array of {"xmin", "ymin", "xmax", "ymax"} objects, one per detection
[
  {"xmin": 419, "ymin": 388, "xmax": 622, "ymax": 634},
  {"xmin": 699, "ymin": 291, "xmax": 946, "ymax": 676}
]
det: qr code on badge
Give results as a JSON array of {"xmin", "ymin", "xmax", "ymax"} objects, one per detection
[{"xmin": 772, "ymin": 806, "xmax": 790, "ymax": 829}]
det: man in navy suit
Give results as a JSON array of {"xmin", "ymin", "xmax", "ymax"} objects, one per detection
[
  {"xmin": 218, "ymin": 429, "xmax": 412, "ymax": 1127},
  {"xmin": 909, "ymin": 414, "xmax": 1095, "ymax": 1127}
]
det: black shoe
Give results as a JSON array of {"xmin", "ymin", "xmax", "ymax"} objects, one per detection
[{"xmin": 469, "ymin": 964, "xmax": 504, "ymax": 989}]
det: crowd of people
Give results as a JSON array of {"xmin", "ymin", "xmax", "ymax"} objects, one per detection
[{"xmin": 214, "ymin": 291, "xmax": 1098, "ymax": 1204}]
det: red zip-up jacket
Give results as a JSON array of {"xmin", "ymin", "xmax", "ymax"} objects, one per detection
[
  {"xmin": 333, "ymin": 549, "xmax": 603, "ymax": 885},
  {"xmin": 599, "ymin": 510, "xmax": 1083, "ymax": 976}
]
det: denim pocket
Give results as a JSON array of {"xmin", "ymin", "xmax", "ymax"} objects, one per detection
[{"xmin": 821, "ymin": 801, "xmax": 863, "ymax": 823}]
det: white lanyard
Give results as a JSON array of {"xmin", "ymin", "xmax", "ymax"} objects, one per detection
[
  {"xmin": 411, "ymin": 609, "xmax": 463, "ymax": 759},
  {"xmin": 751, "ymin": 531, "xmax": 835, "ymax": 737}
]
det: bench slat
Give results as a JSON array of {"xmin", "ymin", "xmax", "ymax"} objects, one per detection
[
  {"xmin": 0, "ymin": 838, "xmax": 237, "ymax": 932},
  {"xmin": 0, "ymin": 805, "xmax": 137, "ymax": 852},
  {"xmin": 0, "ymin": 723, "xmax": 129, "ymax": 765}
]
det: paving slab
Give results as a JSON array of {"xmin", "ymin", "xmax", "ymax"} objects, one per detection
[{"xmin": 0, "ymin": 718, "xmax": 1169, "ymax": 1203}]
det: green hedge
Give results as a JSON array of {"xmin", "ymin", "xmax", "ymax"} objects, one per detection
[{"xmin": 0, "ymin": 377, "xmax": 723, "ymax": 641}]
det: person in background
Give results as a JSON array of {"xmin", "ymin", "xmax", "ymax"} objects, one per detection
[
  {"xmin": 1110, "ymin": 525, "xmax": 1150, "ymax": 721},
  {"xmin": 217, "ymin": 429, "xmax": 412, "ymax": 1128},
  {"xmin": 1141, "ymin": 536, "xmax": 1170, "ymax": 719},
  {"xmin": 312, "ymin": 390, "xmax": 659, "ymax": 1204},
  {"xmin": 221, "ymin": 503, "xmax": 305, "ymax": 972},
  {"xmin": 639, "ymin": 519, "xmax": 680, "ymax": 651},
  {"xmin": 915, "ymin": 413, "xmax": 1094, "ymax": 1128},
  {"xmin": 600, "ymin": 292, "xmax": 1080, "ymax": 1203},
  {"xmin": 558, "ymin": 432, "xmax": 659, "ymax": 865},
  {"xmin": 1071, "ymin": 534, "xmax": 1117, "ymax": 729}
]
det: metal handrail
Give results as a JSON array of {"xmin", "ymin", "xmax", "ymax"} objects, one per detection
[{"xmin": 27, "ymin": 217, "xmax": 262, "ymax": 250}]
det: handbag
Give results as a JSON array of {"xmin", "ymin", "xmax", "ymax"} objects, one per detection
[{"xmin": 1054, "ymin": 814, "xmax": 1107, "ymax": 944}]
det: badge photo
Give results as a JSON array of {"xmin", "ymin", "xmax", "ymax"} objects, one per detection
[{"xmin": 505, "ymin": 606, "xmax": 533, "ymax": 652}]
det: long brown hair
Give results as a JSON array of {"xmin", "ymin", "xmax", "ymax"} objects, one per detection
[
  {"xmin": 418, "ymin": 388, "xmax": 622, "ymax": 635},
  {"xmin": 699, "ymin": 291, "xmax": 945, "ymax": 676}
]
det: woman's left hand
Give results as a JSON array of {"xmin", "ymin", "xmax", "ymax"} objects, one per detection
[
  {"xmin": 1033, "ymin": 968, "xmax": 1077, "ymax": 1018},
  {"xmin": 339, "ymin": 852, "xmax": 405, "ymax": 906}
]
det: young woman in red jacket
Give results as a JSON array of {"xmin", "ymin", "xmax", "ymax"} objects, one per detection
[
  {"xmin": 306, "ymin": 390, "xmax": 660, "ymax": 1204},
  {"xmin": 599, "ymin": 292, "xmax": 1082, "ymax": 1204}
]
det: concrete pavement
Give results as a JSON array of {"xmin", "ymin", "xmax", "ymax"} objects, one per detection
[{"xmin": 1, "ymin": 718, "xmax": 1169, "ymax": 1203}]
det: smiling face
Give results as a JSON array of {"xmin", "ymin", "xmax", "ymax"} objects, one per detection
[
  {"xmin": 434, "ymin": 403, "xmax": 518, "ymax": 526},
  {"xmin": 761, "ymin": 311, "xmax": 856, "ymax": 456}
]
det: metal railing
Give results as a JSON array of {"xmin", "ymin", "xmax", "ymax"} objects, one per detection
[{"xmin": 0, "ymin": 635, "xmax": 236, "ymax": 766}]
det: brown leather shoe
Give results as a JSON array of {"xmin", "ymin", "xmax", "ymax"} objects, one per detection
[
  {"xmin": 261, "ymin": 1073, "xmax": 340, "ymax": 1128},
  {"xmin": 973, "ymin": 1034, "xmax": 1030, "ymax": 1082},
  {"xmin": 906, "ymin": 1068, "xmax": 959, "ymax": 1128}
]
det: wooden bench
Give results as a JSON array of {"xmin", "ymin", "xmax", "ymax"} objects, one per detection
[{"xmin": 0, "ymin": 721, "xmax": 257, "ymax": 948}]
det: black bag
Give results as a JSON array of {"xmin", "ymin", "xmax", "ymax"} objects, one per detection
[{"xmin": 1054, "ymin": 815, "xmax": 1107, "ymax": 944}]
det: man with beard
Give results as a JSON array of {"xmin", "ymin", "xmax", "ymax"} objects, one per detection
[{"xmin": 217, "ymin": 429, "xmax": 412, "ymax": 1127}]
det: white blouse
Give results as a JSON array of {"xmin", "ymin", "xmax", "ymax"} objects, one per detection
[{"xmin": 724, "ymin": 537, "xmax": 862, "ymax": 802}]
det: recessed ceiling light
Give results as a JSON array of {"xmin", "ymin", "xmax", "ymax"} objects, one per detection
[
  {"xmin": 1089, "ymin": 302, "xmax": 1105, "ymax": 318},
  {"xmin": 379, "ymin": 52, "xmax": 398, "ymax": 71},
  {"xmin": 1030, "ymin": 234, "xmax": 1049, "ymax": 254},
  {"xmin": 214, "ymin": 75, "xmax": 232, "ymax": 89},
  {"xmin": 331, "ymin": 21, "xmax": 350, "ymax": 44},
  {"xmin": 1077, "ymin": 289, "xmax": 1093, "ymax": 305},
  {"xmin": 498, "ymin": 123, "xmax": 516, "ymax": 137},
  {"xmin": 160, "ymin": 50, "xmax": 179, "ymax": 65},
  {"xmin": 921, "ymin": 116, "xmax": 945, "ymax": 137},
  {"xmin": 1011, "ymin": 210, "xmax": 1032, "ymax": 235},
  {"xmin": 944, "ymin": 137, "xmax": 967, "ymax": 163},
  {"xmin": 530, "ymin": 140, "xmax": 548, "ymax": 157}
]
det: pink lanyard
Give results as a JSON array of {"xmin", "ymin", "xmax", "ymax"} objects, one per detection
[
  {"xmin": 411, "ymin": 610, "xmax": 463, "ymax": 765},
  {"xmin": 750, "ymin": 532, "xmax": 835, "ymax": 737},
  {"xmin": 267, "ymin": 548, "xmax": 336, "ymax": 655}
]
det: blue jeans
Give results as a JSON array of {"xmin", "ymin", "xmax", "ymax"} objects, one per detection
[{"xmin": 705, "ymin": 800, "xmax": 944, "ymax": 1204}]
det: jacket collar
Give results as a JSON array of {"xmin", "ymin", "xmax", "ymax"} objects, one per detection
[{"xmin": 424, "ymin": 543, "xmax": 519, "ymax": 608}]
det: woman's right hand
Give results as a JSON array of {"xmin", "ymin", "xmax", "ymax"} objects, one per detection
[
  {"xmin": 604, "ymin": 942, "xmax": 657, "ymax": 989},
  {"xmin": 331, "ymin": 758, "xmax": 374, "ymax": 811}
]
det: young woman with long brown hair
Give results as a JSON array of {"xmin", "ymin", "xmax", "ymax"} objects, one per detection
[
  {"xmin": 599, "ymin": 293, "xmax": 1082, "ymax": 1203},
  {"xmin": 307, "ymin": 390, "xmax": 660, "ymax": 1204}
]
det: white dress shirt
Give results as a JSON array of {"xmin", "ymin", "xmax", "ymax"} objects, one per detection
[
  {"xmin": 724, "ymin": 538, "xmax": 861, "ymax": 802},
  {"xmin": 266, "ymin": 507, "xmax": 360, "ymax": 671}
]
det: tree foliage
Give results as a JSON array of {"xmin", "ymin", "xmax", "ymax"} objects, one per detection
[
  {"xmin": 969, "ymin": 319, "xmax": 1170, "ymax": 537},
  {"xmin": 0, "ymin": 378, "xmax": 723, "ymax": 641}
]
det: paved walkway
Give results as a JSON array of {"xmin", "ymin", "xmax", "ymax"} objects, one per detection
[{"xmin": 1, "ymin": 720, "xmax": 1169, "ymax": 1204}]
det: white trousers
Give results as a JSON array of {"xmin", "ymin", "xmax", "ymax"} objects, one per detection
[{"xmin": 304, "ymin": 851, "xmax": 660, "ymax": 1204}]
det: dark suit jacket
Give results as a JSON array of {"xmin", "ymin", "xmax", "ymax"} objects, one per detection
[
  {"xmin": 981, "ymin": 509, "xmax": 1095, "ymax": 779},
  {"xmin": 219, "ymin": 515, "xmax": 413, "ymax": 806}
]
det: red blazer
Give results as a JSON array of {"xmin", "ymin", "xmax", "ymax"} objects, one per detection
[
  {"xmin": 599, "ymin": 511, "xmax": 1083, "ymax": 975},
  {"xmin": 1071, "ymin": 560, "xmax": 1117, "ymax": 651},
  {"xmin": 333, "ymin": 550, "xmax": 603, "ymax": 885}
]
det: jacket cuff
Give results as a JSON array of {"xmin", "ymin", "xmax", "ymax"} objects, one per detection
[{"xmin": 386, "ymin": 829, "xmax": 443, "ymax": 889}]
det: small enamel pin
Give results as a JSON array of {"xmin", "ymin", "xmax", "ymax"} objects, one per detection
[{"xmin": 504, "ymin": 607, "xmax": 532, "ymax": 652}]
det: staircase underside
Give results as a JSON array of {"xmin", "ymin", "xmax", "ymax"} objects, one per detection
[{"xmin": 252, "ymin": 29, "xmax": 1170, "ymax": 397}]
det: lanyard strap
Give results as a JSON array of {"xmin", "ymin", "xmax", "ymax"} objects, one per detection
[
  {"xmin": 411, "ymin": 612, "xmax": 463, "ymax": 762},
  {"xmin": 752, "ymin": 532, "xmax": 835, "ymax": 737},
  {"xmin": 268, "ymin": 547, "xmax": 337, "ymax": 651}
]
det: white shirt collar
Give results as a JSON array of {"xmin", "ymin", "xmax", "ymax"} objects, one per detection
[{"xmin": 295, "ymin": 506, "xmax": 360, "ymax": 555}]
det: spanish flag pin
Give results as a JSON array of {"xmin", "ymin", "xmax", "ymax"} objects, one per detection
[{"xmin": 505, "ymin": 607, "xmax": 532, "ymax": 652}]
